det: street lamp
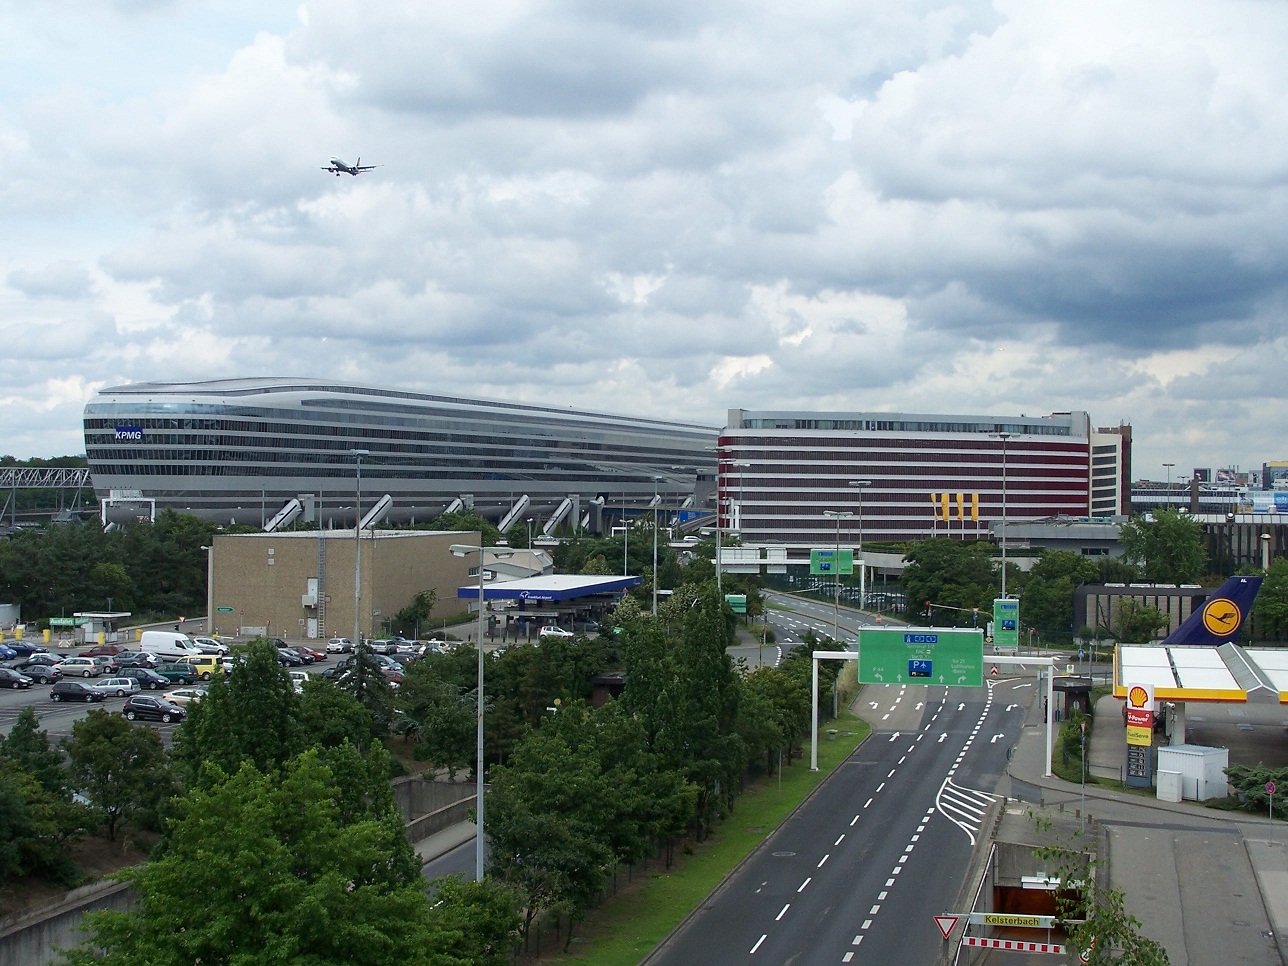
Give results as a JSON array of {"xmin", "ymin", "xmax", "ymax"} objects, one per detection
[
  {"xmin": 822, "ymin": 509, "xmax": 853, "ymax": 644},
  {"xmin": 1163, "ymin": 462, "xmax": 1175, "ymax": 507},
  {"xmin": 990, "ymin": 433, "xmax": 1015, "ymax": 598},
  {"xmin": 525, "ymin": 517, "xmax": 534, "ymax": 549},
  {"xmin": 449, "ymin": 539, "xmax": 512, "ymax": 883},
  {"xmin": 848, "ymin": 480, "xmax": 871, "ymax": 611},
  {"xmin": 652, "ymin": 477, "xmax": 662, "ymax": 616},
  {"xmin": 350, "ymin": 449, "xmax": 369, "ymax": 648},
  {"xmin": 201, "ymin": 545, "xmax": 213, "ymax": 636}
]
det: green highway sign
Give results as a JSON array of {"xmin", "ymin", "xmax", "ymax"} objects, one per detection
[
  {"xmin": 993, "ymin": 598, "xmax": 1019, "ymax": 650},
  {"xmin": 810, "ymin": 548, "xmax": 854, "ymax": 576},
  {"xmin": 858, "ymin": 628, "xmax": 984, "ymax": 687},
  {"xmin": 724, "ymin": 594, "xmax": 747, "ymax": 614},
  {"xmin": 216, "ymin": 606, "xmax": 234, "ymax": 613}
]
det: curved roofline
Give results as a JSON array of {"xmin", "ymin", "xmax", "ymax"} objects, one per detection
[{"xmin": 93, "ymin": 377, "xmax": 717, "ymax": 434}]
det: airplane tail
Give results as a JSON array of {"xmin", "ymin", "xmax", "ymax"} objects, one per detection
[{"xmin": 1160, "ymin": 575, "xmax": 1263, "ymax": 645}]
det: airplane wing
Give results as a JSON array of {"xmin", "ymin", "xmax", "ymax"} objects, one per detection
[{"xmin": 354, "ymin": 164, "xmax": 380, "ymax": 172}]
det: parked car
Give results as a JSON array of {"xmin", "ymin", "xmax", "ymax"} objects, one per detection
[
  {"xmin": 55, "ymin": 656, "xmax": 104, "ymax": 678},
  {"xmin": 122, "ymin": 694, "xmax": 186, "ymax": 723},
  {"xmin": 276, "ymin": 648, "xmax": 304, "ymax": 668},
  {"xmin": 572, "ymin": 619, "xmax": 600, "ymax": 633},
  {"xmin": 289, "ymin": 670, "xmax": 311, "ymax": 692},
  {"xmin": 282, "ymin": 646, "xmax": 316, "ymax": 665},
  {"xmin": 22, "ymin": 652, "xmax": 63, "ymax": 667},
  {"xmin": 538, "ymin": 625, "xmax": 575, "ymax": 639},
  {"xmin": 91, "ymin": 655, "xmax": 121, "ymax": 675},
  {"xmin": 117, "ymin": 651, "xmax": 159, "ymax": 668},
  {"xmin": 416, "ymin": 640, "xmax": 448, "ymax": 657},
  {"xmin": 120, "ymin": 667, "xmax": 170, "ymax": 690},
  {"xmin": 50, "ymin": 680, "xmax": 106, "ymax": 702},
  {"xmin": 190, "ymin": 637, "xmax": 229, "ymax": 656},
  {"xmin": 90, "ymin": 676, "xmax": 141, "ymax": 697},
  {"xmin": 82, "ymin": 644, "xmax": 126, "ymax": 657},
  {"xmin": 185, "ymin": 655, "xmax": 225, "ymax": 681},
  {"xmin": 326, "ymin": 637, "xmax": 352, "ymax": 653},
  {"xmin": 155, "ymin": 662, "xmax": 199, "ymax": 684},
  {"xmin": 0, "ymin": 644, "xmax": 17, "ymax": 660},
  {"xmin": 165, "ymin": 687, "xmax": 207, "ymax": 707},
  {"xmin": 7, "ymin": 641, "xmax": 48, "ymax": 658},
  {"xmin": 13, "ymin": 660, "xmax": 61, "ymax": 683},
  {"xmin": 0, "ymin": 666, "xmax": 34, "ymax": 689},
  {"xmin": 295, "ymin": 645, "xmax": 326, "ymax": 663}
]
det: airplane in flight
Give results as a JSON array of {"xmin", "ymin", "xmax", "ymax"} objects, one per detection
[{"xmin": 322, "ymin": 157, "xmax": 380, "ymax": 177}]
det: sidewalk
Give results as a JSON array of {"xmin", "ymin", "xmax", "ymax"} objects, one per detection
[
  {"xmin": 414, "ymin": 821, "xmax": 477, "ymax": 865},
  {"xmin": 1001, "ymin": 681, "xmax": 1288, "ymax": 965}
]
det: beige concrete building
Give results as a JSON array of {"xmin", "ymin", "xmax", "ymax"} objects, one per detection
[{"xmin": 209, "ymin": 529, "xmax": 477, "ymax": 642}]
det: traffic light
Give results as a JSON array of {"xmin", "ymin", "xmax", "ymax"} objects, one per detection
[{"xmin": 924, "ymin": 600, "xmax": 932, "ymax": 619}]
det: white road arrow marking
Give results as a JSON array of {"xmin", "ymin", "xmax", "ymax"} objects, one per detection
[
  {"xmin": 869, "ymin": 701, "xmax": 879, "ymax": 709},
  {"xmin": 915, "ymin": 702, "xmax": 924, "ymax": 710},
  {"xmin": 958, "ymin": 703, "xmax": 966, "ymax": 711},
  {"xmin": 1006, "ymin": 703, "xmax": 1018, "ymax": 712},
  {"xmin": 938, "ymin": 733, "xmax": 948, "ymax": 743},
  {"xmin": 888, "ymin": 731, "xmax": 901, "ymax": 742},
  {"xmin": 989, "ymin": 733, "xmax": 1006, "ymax": 743}
]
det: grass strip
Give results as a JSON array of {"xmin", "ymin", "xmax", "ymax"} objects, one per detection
[{"xmin": 549, "ymin": 711, "xmax": 872, "ymax": 964}]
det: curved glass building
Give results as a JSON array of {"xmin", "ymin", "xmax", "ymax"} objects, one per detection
[{"xmin": 84, "ymin": 379, "xmax": 717, "ymax": 527}]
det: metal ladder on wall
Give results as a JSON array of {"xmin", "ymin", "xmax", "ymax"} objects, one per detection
[{"xmin": 316, "ymin": 532, "xmax": 326, "ymax": 639}]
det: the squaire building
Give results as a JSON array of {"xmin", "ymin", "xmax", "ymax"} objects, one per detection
[{"xmin": 83, "ymin": 379, "xmax": 718, "ymax": 528}]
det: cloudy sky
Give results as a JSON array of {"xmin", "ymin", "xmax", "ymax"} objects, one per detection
[{"xmin": 2, "ymin": 1, "xmax": 1285, "ymax": 480}]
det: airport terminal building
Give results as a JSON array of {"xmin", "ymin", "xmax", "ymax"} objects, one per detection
[
  {"xmin": 84, "ymin": 379, "xmax": 718, "ymax": 528},
  {"xmin": 717, "ymin": 408, "xmax": 1132, "ymax": 553}
]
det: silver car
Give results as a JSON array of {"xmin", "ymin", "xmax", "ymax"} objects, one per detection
[{"xmin": 90, "ymin": 676, "xmax": 142, "ymax": 697}]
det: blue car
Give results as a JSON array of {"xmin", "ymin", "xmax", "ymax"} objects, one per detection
[{"xmin": 0, "ymin": 644, "xmax": 17, "ymax": 660}]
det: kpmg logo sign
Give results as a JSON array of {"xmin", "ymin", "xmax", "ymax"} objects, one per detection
[{"xmin": 114, "ymin": 426, "xmax": 144, "ymax": 441}]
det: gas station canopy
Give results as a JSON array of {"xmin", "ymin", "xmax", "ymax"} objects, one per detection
[{"xmin": 1115, "ymin": 644, "xmax": 1288, "ymax": 704}]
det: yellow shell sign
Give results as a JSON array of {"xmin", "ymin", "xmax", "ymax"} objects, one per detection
[
  {"xmin": 1127, "ymin": 684, "xmax": 1150, "ymax": 709},
  {"xmin": 1201, "ymin": 597, "xmax": 1242, "ymax": 637}
]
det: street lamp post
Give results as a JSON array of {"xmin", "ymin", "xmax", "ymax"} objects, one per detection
[
  {"xmin": 201, "ymin": 545, "xmax": 213, "ymax": 636},
  {"xmin": 652, "ymin": 478, "xmax": 661, "ymax": 616},
  {"xmin": 449, "ymin": 539, "xmax": 511, "ymax": 884},
  {"xmin": 822, "ymin": 509, "xmax": 853, "ymax": 644},
  {"xmin": 1163, "ymin": 462, "xmax": 1175, "ymax": 508},
  {"xmin": 848, "ymin": 480, "xmax": 871, "ymax": 611},
  {"xmin": 525, "ymin": 517, "xmax": 534, "ymax": 549},
  {"xmin": 990, "ymin": 433, "xmax": 1014, "ymax": 598},
  {"xmin": 350, "ymin": 449, "xmax": 369, "ymax": 648}
]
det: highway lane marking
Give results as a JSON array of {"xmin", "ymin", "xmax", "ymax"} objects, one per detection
[
  {"xmin": 750, "ymin": 934, "xmax": 766, "ymax": 954},
  {"xmin": 850, "ymin": 815, "xmax": 860, "ymax": 826},
  {"xmin": 843, "ymin": 953, "xmax": 854, "ymax": 962},
  {"xmin": 776, "ymin": 904, "xmax": 789, "ymax": 921},
  {"xmin": 898, "ymin": 755, "xmax": 906, "ymax": 764},
  {"xmin": 818, "ymin": 854, "xmax": 830, "ymax": 867},
  {"xmin": 835, "ymin": 834, "xmax": 845, "ymax": 845},
  {"xmin": 864, "ymin": 797, "xmax": 873, "ymax": 808},
  {"xmin": 885, "ymin": 878, "xmax": 895, "ymax": 886},
  {"xmin": 862, "ymin": 918, "xmax": 873, "ymax": 929},
  {"xmin": 797, "ymin": 877, "xmax": 811, "ymax": 892},
  {"xmin": 881, "ymin": 713, "xmax": 890, "ymax": 720},
  {"xmin": 869, "ymin": 904, "xmax": 881, "ymax": 915},
  {"xmin": 878, "ymin": 890, "xmax": 888, "ymax": 899},
  {"xmin": 876, "ymin": 782, "xmax": 885, "ymax": 792},
  {"xmin": 887, "ymin": 768, "xmax": 896, "ymax": 778}
]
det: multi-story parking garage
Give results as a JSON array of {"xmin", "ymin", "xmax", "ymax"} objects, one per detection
[{"xmin": 83, "ymin": 379, "xmax": 718, "ymax": 528}]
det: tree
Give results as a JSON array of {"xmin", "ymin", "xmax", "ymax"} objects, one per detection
[
  {"xmin": 297, "ymin": 678, "xmax": 377, "ymax": 749},
  {"xmin": 1016, "ymin": 551, "xmax": 1100, "ymax": 642},
  {"xmin": 1, "ymin": 707, "xmax": 69, "ymax": 796},
  {"xmin": 1253, "ymin": 558, "xmax": 1288, "ymax": 640},
  {"xmin": 429, "ymin": 877, "xmax": 522, "ymax": 966},
  {"xmin": 902, "ymin": 539, "xmax": 998, "ymax": 624},
  {"xmin": 392, "ymin": 589, "xmax": 438, "ymax": 638},
  {"xmin": 62, "ymin": 751, "xmax": 468, "ymax": 966},
  {"xmin": 1113, "ymin": 598, "xmax": 1170, "ymax": 643},
  {"xmin": 62, "ymin": 710, "xmax": 171, "ymax": 842},
  {"xmin": 172, "ymin": 637, "xmax": 303, "ymax": 782},
  {"xmin": 1118, "ymin": 509, "xmax": 1208, "ymax": 584}
]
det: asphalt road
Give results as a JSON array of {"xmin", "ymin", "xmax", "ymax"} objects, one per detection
[{"xmin": 647, "ymin": 592, "xmax": 1029, "ymax": 966}]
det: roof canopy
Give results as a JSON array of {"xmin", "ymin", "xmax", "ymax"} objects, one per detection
[{"xmin": 457, "ymin": 574, "xmax": 641, "ymax": 602}]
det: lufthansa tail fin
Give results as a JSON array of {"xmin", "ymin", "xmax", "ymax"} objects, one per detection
[{"xmin": 1161, "ymin": 575, "xmax": 1263, "ymax": 645}]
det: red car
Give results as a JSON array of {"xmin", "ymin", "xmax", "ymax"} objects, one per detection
[
  {"xmin": 294, "ymin": 645, "xmax": 326, "ymax": 663},
  {"xmin": 83, "ymin": 644, "xmax": 126, "ymax": 657}
]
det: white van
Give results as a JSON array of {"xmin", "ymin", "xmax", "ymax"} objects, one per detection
[{"xmin": 138, "ymin": 630, "xmax": 204, "ymax": 662}]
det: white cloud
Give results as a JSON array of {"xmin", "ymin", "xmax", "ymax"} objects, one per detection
[{"xmin": 0, "ymin": 0, "xmax": 1284, "ymax": 482}]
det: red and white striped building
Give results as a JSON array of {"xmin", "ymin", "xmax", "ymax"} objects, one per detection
[{"xmin": 717, "ymin": 409, "xmax": 1131, "ymax": 552}]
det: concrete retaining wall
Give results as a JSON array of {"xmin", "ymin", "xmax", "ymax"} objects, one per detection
[
  {"xmin": 0, "ymin": 879, "xmax": 133, "ymax": 966},
  {"xmin": 0, "ymin": 778, "xmax": 472, "ymax": 964}
]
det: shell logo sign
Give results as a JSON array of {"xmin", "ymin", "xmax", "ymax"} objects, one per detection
[
  {"xmin": 1125, "ymin": 681, "xmax": 1155, "ymax": 747},
  {"xmin": 1201, "ymin": 597, "xmax": 1242, "ymax": 638}
]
